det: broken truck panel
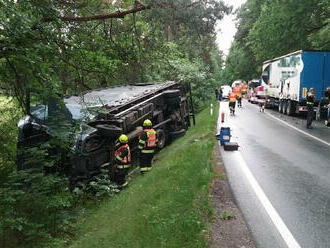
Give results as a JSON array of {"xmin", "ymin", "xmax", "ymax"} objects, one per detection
[{"xmin": 17, "ymin": 81, "xmax": 194, "ymax": 187}]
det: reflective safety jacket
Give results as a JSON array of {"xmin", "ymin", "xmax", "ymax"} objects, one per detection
[
  {"xmin": 114, "ymin": 144, "xmax": 131, "ymax": 167},
  {"xmin": 138, "ymin": 128, "xmax": 157, "ymax": 153},
  {"xmin": 229, "ymin": 92, "xmax": 237, "ymax": 103},
  {"xmin": 307, "ymin": 93, "xmax": 315, "ymax": 105},
  {"xmin": 241, "ymin": 83, "xmax": 248, "ymax": 94},
  {"xmin": 233, "ymin": 86, "xmax": 242, "ymax": 98}
]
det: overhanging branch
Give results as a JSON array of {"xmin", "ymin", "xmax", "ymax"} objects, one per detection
[{"xmin": 61, "ymin": 1, "xmax": 151, "ymax": 22}]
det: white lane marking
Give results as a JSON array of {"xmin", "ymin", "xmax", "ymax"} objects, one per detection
[
  {"xmin": 265, "ymin": 112, "xmax": 330, "ymax": 148},
  {"xmin": 217, "ymin": 103, "xmax": 301, "ymax": 247},
  {"xmin": 235, "ymin": 153, "xmax": 301, "ymax": 248}
]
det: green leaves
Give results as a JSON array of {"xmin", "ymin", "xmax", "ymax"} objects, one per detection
[{"xmin": 224, "ymin": 0, "xmax": 330, "ymax": 81}]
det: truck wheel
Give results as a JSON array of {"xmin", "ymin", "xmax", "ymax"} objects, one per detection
[
  {"xmin": 156, "ymin": 129, "xmax": 166, "ymax": 149},
  {"xmin": 287, "ymin": 100, "xmax": 295, "ymax": 116},
  {"xmin": 278, "ymin": 101, "xmax": 283, "ymax": 113},
  {"xmin": 282, "ymin": 101, "xmax": 288, "ymax": 114},
  {"xmin": 96, "ymin": 124, "xmax": 123, "ymax": 138}
]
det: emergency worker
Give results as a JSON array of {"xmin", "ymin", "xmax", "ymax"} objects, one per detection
[
  {"xmin": 325, "ymin": 87, "xmax": 330, "ymax": 126},
  {"xmin": 229, "ymin": 92, "xmax": 237, "ymax": 115},
  {"xmin": 233, "ymin": 85, "xmax": 242, "ymax": 107},
  {"xmin": 138, "ymin": 119, "xmax": 157, "ymax": 173},
  {"xmin": 241, "ymin": 82, "xmax": 248, "ymax": 96},
  {"xmin": 306, "ymin": 88, "xmax": 315, "ymax": 129},
  {"xmin": 114, "ymin": 134, "xmax": 131, "ymax": 187}
]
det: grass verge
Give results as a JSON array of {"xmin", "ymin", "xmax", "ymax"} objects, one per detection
[{"xmin": 69, "ymin": 103, "xmax": 219, "ymax": 248}]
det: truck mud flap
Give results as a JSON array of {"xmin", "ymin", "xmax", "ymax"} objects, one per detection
[{"xmin": 223, "ymin": 142, "xmax": 239, "ymax": 151}]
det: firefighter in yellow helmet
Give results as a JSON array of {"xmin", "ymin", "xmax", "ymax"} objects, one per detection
[
  {"xmin": 138, "ymin": 119, "xmax": 157, "ymax": 173},
  {"xmin": 228, "ymin": 91, "xmax": 237, "ymax": 115},
  {"xmin": 114, "ymin": 134, "xmax": 131, "ymax": 187}
]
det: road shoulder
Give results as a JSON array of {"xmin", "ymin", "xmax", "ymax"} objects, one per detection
[{"xmin": 209, "ymin": 142, "xmax": 256, "ymax": 248}]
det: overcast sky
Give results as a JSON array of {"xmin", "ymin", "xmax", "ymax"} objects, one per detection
[{"xmin": 216, "ymin": 0, "xmax": 247, "ymax": 56}]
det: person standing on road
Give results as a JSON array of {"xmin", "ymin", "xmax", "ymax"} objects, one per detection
[
  {"xmin": 233, "ymin": 85, "xmax": 242, "ymax": 108},
  {"xmin": 229, "ymin": 92, "xmax": 237, "ymax": 115},
  {"xmin": 114, "ymin": 134, "xmax": 131, "ymax": 188},
  {"xmin": 306, "ymin": 88, "xmax": 315, "ymax": 129},
  {"xmin": 139, "ymin": 119, "xmax": 157, "ymax": 174},
  {"xmin": 325, "ymin": 87, "xmax": 330, "ymax": 126}
]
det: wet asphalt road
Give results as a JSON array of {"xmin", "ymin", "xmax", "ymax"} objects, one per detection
[{"xmin": 217, "ymin": 100, "xmax": 330, "ymax": 248}]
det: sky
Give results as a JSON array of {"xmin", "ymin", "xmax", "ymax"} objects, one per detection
[{"xmin": 216, "ymin": 0, "xmax": 247, "ymax": 56}]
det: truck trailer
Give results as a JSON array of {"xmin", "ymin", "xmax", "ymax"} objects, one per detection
[
  {"xmin": 17, "ymin": 81, "xmax": 194, "ymax": 188},
  {"xmin": 261, "ymin": 50, "xmax": 330, "ymax": 117}
]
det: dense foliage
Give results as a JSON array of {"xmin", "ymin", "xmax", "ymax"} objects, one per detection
[
  {"xmin": 0, "ymin": 0, "xmax": 229, "ymax": 109},
  {"xmin": 0, "ymin": 0, "xmax": 229, "ymax": 247},
  {"xmin": 220, "ymin": 0, "xmax": 330, "ymax": 83}
]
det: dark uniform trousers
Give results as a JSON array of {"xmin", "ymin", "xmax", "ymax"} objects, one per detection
[
  {"xmin": 115, "ymin": 167, "xmax": 129, "ymax": 185},
  {"xmin": 307, "ymin": 104, "xmax": 314, "ymax": 128},
  {"xmin": 140, "ymin": 153, "xmax": 153, "ymax": 173}
]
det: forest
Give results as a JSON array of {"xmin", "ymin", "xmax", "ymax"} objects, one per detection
[
  {"xmin": 220, "ymin": 0, "xmax": 330, "ymax": 84},
  {"xmin": 0, "ymin": 0, "xmax": 329, "ymax": 247}
]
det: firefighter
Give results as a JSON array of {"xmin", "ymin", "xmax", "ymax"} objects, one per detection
[
  {"xmin": 229, "ymin": 91, "xmax": 237, "ymax": 115},
  {"xmin": 114, "ymin": 134, "xmax": 131, "ymax": 187},
  {"xmin": 306, "ymin": 88, "xmax": 315, "ymax": 129},
  {"xmin": 139, "ymin": 119, "xmax": 157, "ymax": 174},
  {"xmin": 233, "ymin": 85, "xmax": 242, "ymax": 107}
]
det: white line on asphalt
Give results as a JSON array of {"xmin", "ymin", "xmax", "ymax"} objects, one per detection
[
  {"xmin": 217, "ymin": 103, "xmax": 301, "ymax": 247},
  {"xmin": 235, "ymin": 153, "xmax": 302, "ymax": 248},
  {"xmin": 265, "ymin": 113, "xmax": 330, "ymax": 148}
]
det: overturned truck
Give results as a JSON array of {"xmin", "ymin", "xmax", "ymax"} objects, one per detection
[{"xmin": 17, "ymin": 81, "xmax": 195, "ymax": 187}]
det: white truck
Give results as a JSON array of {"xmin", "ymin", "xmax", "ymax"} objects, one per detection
[{"xmin": 261, "ymin": 50, "xmax": 330, "ymax": 116}]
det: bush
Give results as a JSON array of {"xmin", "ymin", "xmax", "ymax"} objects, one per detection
[{"xmin": 0, "ymin": 169, "xmax": 75, "ymax": 248}]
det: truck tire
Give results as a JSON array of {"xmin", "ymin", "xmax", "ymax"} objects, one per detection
[
  {"xmin": 287, "ymin": 100, "xmax": 295, "ymax": 116},
  {"xmin": 96, "ymin": 124, "xmax": 123, "ymax": 138},
  {"xmin": 282, "ymin": 100, "xmax": 288, "ymax": 114},
  {"xmin": 156, "ymin": 129, "xmax": 166, "ymax": 149},
  {"xmin": 278, "ymin": 100, "xmax": 283, "ymax": 113}
]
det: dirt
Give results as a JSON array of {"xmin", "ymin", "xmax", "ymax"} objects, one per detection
[{"xmin": 209, "ymin": 143, "xmax": 256, "ymax": 248}]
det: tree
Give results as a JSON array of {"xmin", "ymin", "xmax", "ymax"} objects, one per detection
[{"xmin": 247, "ymin": 0, "xmax": 319, "ymax": 63}]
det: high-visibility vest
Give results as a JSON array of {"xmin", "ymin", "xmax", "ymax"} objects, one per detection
[
  {"xmin": 114, "ymin": 144, "xmax": 131, "ymax": 164},
  {"xmin": 242, "ymin": 83, "xmax": 248, "ymax": 93},
  {"xmin": 145, "ymin": 129, "xmax": 157, "ymax": 148},
  {"xmin": 233, "ymin": 86, "xmax": 242, "ymax": 97},
  {"xmin": 229, "ymin": 92, "xmax": 237, "ymax": 102},
  {"xmin": 139, "ymin": 129, "xmax": 157, "ymax": 153}
]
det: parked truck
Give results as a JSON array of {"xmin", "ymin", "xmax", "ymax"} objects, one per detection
[
  {"xmin": 261, "ymin": 50, "xmax": 330, "ymax": 117},
  {"xmin": 17, "ymin": 81, "xmax": 194, "ymax": 187}
]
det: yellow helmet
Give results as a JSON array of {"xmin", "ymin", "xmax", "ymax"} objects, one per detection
[
  {"xmin": 143, "ymin": 119, "xmax": 152, "ymax": 127},
  {"xmin": 119, "ymin": 134, "xmax": 128, "ymax": 143}
]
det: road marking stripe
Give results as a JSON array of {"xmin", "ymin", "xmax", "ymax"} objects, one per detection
[
  {"xmin": 266, "ymin": 113, "xmax": 330, "ymax": 148},
  {"xmin": 235, "ymin": 153, "xmax": 301, "ymax": 248}
]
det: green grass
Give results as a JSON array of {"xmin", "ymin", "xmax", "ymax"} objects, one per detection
[{"xmin": 69, "ymin": 103, "xmax": 219, "ymax": 248}]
